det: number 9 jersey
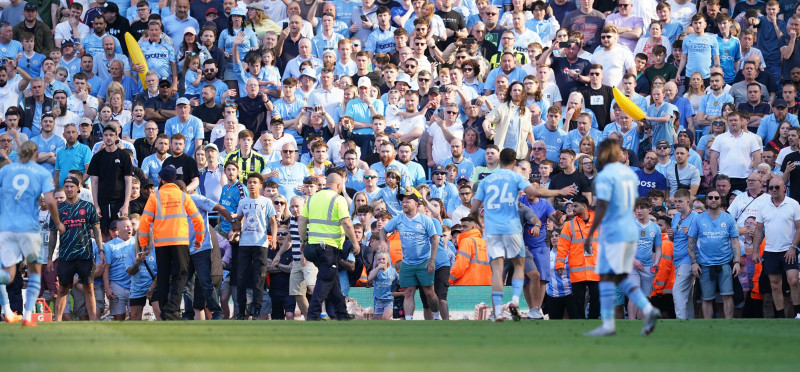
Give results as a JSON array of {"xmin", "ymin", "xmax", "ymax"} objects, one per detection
[
  {"xmin": 0, "ymin": 162, "xmax": 54, "ymax": 233},
  {"xmin": 594, "ymin": 162, "xmax": 639, "ymax": 244}
]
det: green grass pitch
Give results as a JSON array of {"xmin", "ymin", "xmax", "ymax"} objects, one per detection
[{"xmin": 0, "ymin": 320, "xmax": 796, "ymax": 371}]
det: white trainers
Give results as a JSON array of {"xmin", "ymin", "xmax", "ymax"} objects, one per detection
[
  {"xmin": 794, "ymin": 313, "xmax": 800, "ymax": 319},
  {"xmin": 641, "ymin": 308, "xmax": 661, "ymax": 336},
  {"xmin": 584, "ymin": 326, "xmax": 616, "ymax": 337},
  {"xmin": 527, "ymin": 307, "xmax": 544, "ymax": 320}
]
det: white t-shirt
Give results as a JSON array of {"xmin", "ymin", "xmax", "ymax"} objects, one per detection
[
  {"xmin": 54, "ymin": 21, "xmax": 91, "ymax": 44},
  {"xmin": 756, "ymin": 196, "xmax": 800, "ymax": 253},
  {"xmin": 0, "ymin": 75, "xmax": 22, "ymax": 120},
  {"xmin": 54, "ymin": 111, "xmax": 81, "ymax": 138},
  {"xmin": 398, "ymin": 114, "xmax": 425, "ymax": 158},
  {"xmin": 427, "ymin": 122, "xmax": 464, "ymax": 164},
  {"xmin": 776, "ymin": 147, "xmax": 797, "ymax": 168},
  {"xmin": 590, "ymin": 44, "xmax": 635, "ymax": 87},
  {"xmin": 67, "ymin": 95, "xmax": 99, "ymax": 119},
  {"xmin": 710, "ymin": 130, "xmax": 762, "ymax": 178},
  {"xmin": 667, "ymin": 0, "xmax": 697, "ymax": 29}
]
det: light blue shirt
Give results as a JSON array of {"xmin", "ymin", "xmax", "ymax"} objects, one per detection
[
  {"xmin": 757, "ymin": 113, "xmax": 799, "ymax": 143},
  {"xmin": 484, "ymin": 67, "xmax": 528, "ymax": 94},
  {"xmin": 688, "ymin": 211, "xmax": 739, "ymax": 266},
  {"xmin": 311, "ymin": 32, "xmax": 346, "ymax": 60},
  {"xmin": 236, "ymin": 195, "xmax": 277, "ymax": 247},
  {"xmin": 345, "ymin": 169, "xmax": 365, "ymax": 191},
  {"xmin": 198, "ymin": 79, "xmax": 229, "ymax": 105},
  {"xmin": 671, "ymin": 210, "xmax": 698, "ymax": 266},
  {"xmin": 564, "ymin": 128, "xmax": 603, "ymax": 152},
  {"xmin": 54, "ymin": 142, "xmax": 92, "ymax": 186},
  {"xmin": 164, "ymin": 115, "xmax": 204, "ymax": 156},
  {"xmin": 140, "ymin": 154, "xmax": 169, "ymax": 186},
  {"xmin": 266, "ymin": 161, "xmax": 310, "ymax": 199},
  {"xmin": 0, "ymin": 40, "xmax": 23, "ymax": 60},
  {"xmin": 374, "ymin": 186, "xmax": 401, "ymax": 216},
  {"xmin": 106, "ymin": 237, "xmax": 136, "ymax": 288},
  {"xmin": 636, "ymin": 220, "xmax": 662, "ymax": 267},
  {"xmin": 474, "ymin": 169, "xmax": 529, "ymax": 235},
  {"xmin": 366, "ymin": 26, "xmax": 397, "ymax": 55},
  {"xmin": 441, "ymin": 157, "xmax": 475, "ymax": 182},
  {"xmin": 594, "ymin": 162, "xmax": 639, "ymax": 243},
  {"xmin": 698, "ymin": 92, "xmax": 734, "ymax": 121},
  {"xmin": 429, "ymin": 182, "xmax": 460, "ymax": 215},
  {"xmin": 0, "ymin": 161, "xmax": 54, "ymax": 233},
  {"xmin": 717, "ymin": 36, "xmax": 742, "ymax": 83},
  {"xmin": 162, "ymin": 15, "xmax": 199, "ymax": 53},
  {"xmin": 383, "ymin": 212, "xmax": 438, "ymax": 265},
  {"xmin": 334, "ymin": 60, "xmax": 357, "ymax": 80},
  {"xmin": 682, "ymin": 33, "xmax": 719, "ymax": 79},
  {"xmin": 139, "ymin": 40, "xmax": 177, "ymax": 81},
  {"xmin": 647, "ymin": 102, "xmax": 678, "ymax": 146},
  {"xmin": 31, "ymin": 134, "xmax": 66, "ymax": 173},
  {"xmin": 532, "ymin": 124, "xmax": 567, "ymax": 162},
  {"xmin": 129, "ymin": 248, "xmax": 156, "ymax": 298},
  {"xmin": 188, "ymin": 194, "xmax": 218, "ymax": 254},
  {"xmin": 602, "ymin": 123, "xmax": 640, "ymax": 152},
  {"xmin": 369, "ymin": 160, "xmax": 411, "ymax": 188},
  {"xmin": 81, "ymin": 33, "xmax": 123, "ymax": 58}
]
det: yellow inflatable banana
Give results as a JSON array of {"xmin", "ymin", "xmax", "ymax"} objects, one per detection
[
  {"xmin": 125, "ymin": 32, "xmax": 148, "ymax": 87},
  {"xmin": 613, "ymin": 87, "xmax": 645, "ymax": 121}
]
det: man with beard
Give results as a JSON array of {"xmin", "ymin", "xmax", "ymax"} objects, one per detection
[
  {"xmin": 198, "ymin": 60, "xmax": 229, "ymax": 106},
  {"xmin": 144, "ymin": 79, "xmax": 178, "ymax": 131},
  {"xmin": 441, "ymin": 138, "xmax": 475, "ymax": 181},
  {"xmin": 162, "ymin": 0, "xmax": 199, "ymax": 53},
  {"xmin": 80, "ymin": 14, "xmax": 122, "ymax": 59},
  {"xmin": 539, "ymin": 38, "xmax": 590, "ymax": 103},
  {"xmin": 397, "ymin": 142, "xmax": 426, "ymax": 187},
  {"xmin": 30, "ymin": 114, "xmax": 64, "ymax": 174},
  {"xmin": 164, "ymin": 97, "xmax": 204, "ymax": 157},
  {"xmin": 88, "ymin": 125, "xmax": 133, "ymax": 237},
  {"xmin": 483, "ymin": 52, "xmax": 527, "ymax": 95},
  {"xmin": 102, "ymin": 3, "xmax": 131, "ymax": 53},
  {"xmin": 635, "ymin": 150, "xmax": 667, "ymax": 197},
  {"xmin": 343, "ymin": 149, "xmax": 366, "ymax": 192},
  {"xmin": 370, "ymin": 141, "xmax": 412, "ymax": 188},
  {"xmin": 193, "ymin": 85, "xmax": 224, "ymax": 141},
  {"xmin": 393, "ymin": 91, "xmax": 425, "ymax": 158},
  {"xmin": 199, "ymin": 26, "xmax": 226, "ymax": 80},
  {"xmin": 161, "ymin": 133, "xmax": 200, "ymax": 192},
  {"xmin": 141, "ymin": 133, "xmax": 170, "ymax": 186},
  {"xmin": 139, "ymin": 21, "xmax": 178, "ymax": 88},
  {"xmin": 133, "ymin": 121, "xmax": 160, "ymax": 166},
  {"xmin": 12, "ymin": 3, "xmax": 53, "ymax": 54},
  {"xmin": 54, "ymin": 123, "xmax": 92, "ymax": 187}
]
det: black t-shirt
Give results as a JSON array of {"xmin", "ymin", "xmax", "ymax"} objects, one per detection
[
  {"xmin": 106, "ymin": 16, "xmax": 131, "ymax": 55},
  {"xmin": 192, "ymin": 103, "xmax": 224, "ymax": 141},
  {"xmin": 235, "ymin": 95, "xmax": 269, "ymax": 135},
  {"xmin": 548, "ymin": 170, "xmax": 591, "ymax": 203},
  {"xmin": 435, "ymin": 10, "xmax": 466, "ymax": 48},
  {"xmin": 551, "ymin": 56, "xmax": 591, "ymax": 104},
  {"xmin": 133, "ymin": 137, "xmax": 156, "ymax": 166},
  {"xmin": 267, "ymin": 248, "xmax": 293, "ymax": 293},
  {"xmin": 580, "ymin": 85, "xmax": 614, "ymax": 130},
  {"xmin": 781, "ymin": 151, "xmax": 800, "ymax": 202},
  {"xmin": 351, "ymin": 71, "xmax": 384, "ymax": 89},
  {"xmin": 162, "ymin": 153, "xmax": 200, "ymax": 185},
  {"xmin": 87, "ymin": 147, "xmax": 133, "ymax": 204},
  {"xmin": 129, "ymin": 20, "xmax": 149, "ymax": 42}
]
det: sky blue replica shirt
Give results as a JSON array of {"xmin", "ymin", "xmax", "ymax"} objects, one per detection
[
  {"xmin": 0, "ymin": 161, "xmax": 54, "ymax": 233},
  {"xmin": 129, "ymin": 248, "xmax": 157, "ymax": 298},
  {"xmin": 383, "ymin": 212, "xmax": 438, "ymax": 265},
  {"xmin": 441, "ymin": 157, "xmax": 475, "ymax": 182},
  {"xmin": 681, "ymin": 33, "xmax": 719, "ymax": 79},
  {"xmin": 189, "ymin": 194, "xmax": 218, "ymax": 254},
  {"xmin": 218, "ymin": 181, "xmax": 245, "ymax": 234},
  {"xmin": 519, "ymin": 195, "xmax": 555, "ymax": 250},
  {"xmin": 474, "ymin": 169, "xmax": 530, "ymax": 235},
  {"xmin": 429, "ymin": 182, "xmax": 460, "ymax": 215},
  {"xmin": 594, "ymin": 162, "xmax": 638, "ymax": 243},
  {"xmin": 138, "ymin": 39, "xmax": 176, "ymax": 81},
  {"xmin": 717, "ymin": 36, "xmax": 741, "ymax": 83},
  {"xmin": 165, "ymin": 115, "xmax": 204, "ymax": 156},
  {"xmin": 636, "ymin": 220, "xmax": 662, "ymax": 267},
  {"xmin": 55, "ymin": 142, "xmax": 92, "ymax": 186},
  {"xmin": 688, "ymin": 211, "xmax": 739, "ymax": 266},
  {"xmin": 532, "ymin": 124, "xmax": 566, "ymax": 162},
  {"xmin": 671, "ymin": 210, "xmax": 698, "ymax": 266},
  {"xmin": 105, "ymin": 236, "xmax": 136, "ymax": 288},
  {"xmin": 266, "ymin": 161, "xmax": 310, "ymax": 200}
]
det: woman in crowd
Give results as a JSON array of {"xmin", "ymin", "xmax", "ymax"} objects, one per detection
[{"xmin": 484, "ymin": 82, "xmax": 534, "ymax": 159}]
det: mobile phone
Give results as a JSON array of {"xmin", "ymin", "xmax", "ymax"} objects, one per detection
[
  {"xmin": 559, "ymin": 42, "xmax": 569, "ymax": 48},
  {"xmin": 282, "ymin": 22, "xmax": 289, "ymax": 30},
  {"xmin": 361, "ymin": 15, "xmax": 369, "ymax": 22}
]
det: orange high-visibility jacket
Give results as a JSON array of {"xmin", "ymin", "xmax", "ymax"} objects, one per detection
[
  {"xmin": 388, "ymin": 231, "xmax": 403, "ymax": 265},
  {"xmin": 449, "ymin": 229, "xmax": 491, "ymax": 286},
  {"xmin": 751, "ymin": 240, "xmax": 766, "ymax": 300},
  {"xmin": 652, "ymin": 233, "xmax": 675, "ymax": 296},
  {"xmin": 139, "ymin": 183, "xmax": 205, "ymax": 248},
  {"xmin": 556, "ymin": 211, "xmax": 599, "ymax": 283}
]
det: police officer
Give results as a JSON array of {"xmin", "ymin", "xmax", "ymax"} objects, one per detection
[{"xmin": 298, "ymin": 173, "xmax": 360, "ymax": 321}]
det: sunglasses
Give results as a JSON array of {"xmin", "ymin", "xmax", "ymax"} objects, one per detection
[
  {"xmin": 282, "ymin": 149, "xmax": 296, "ymax": 153},
  {"xmin": 618, "ymin": 3, "xmax": 631, "ymax": 7},
  {"xmin": 589, "ymin": 72, "xmax": 601, "ymax": 76},
  {"xmin": 531, "ymin": 147, "xmax": 546, "ymax": 151},
  {"xmin": 712, "ymin": 121, "xmax": 725, "ymax": 126},
  {"xmin": 768, "ymin": 185, "xmax": 782, "ymax": 190},
  {"xmin": 274, "ymin": 201, "xmax": 286, "ymax": 205},
  {"xmin": 656, "ymin": 145, "xmax": 669, "ymax": 150},
  {"xmin": 446, "ymin": 111, "xmax": 458, "ymax": 115},
  {"xmin": 463, "ymin": 67, "xmax": 473, "ymax": 71},
  {"xmin": 406, "ymin": 64, "xmax": 417, "ymax": 68},
  {"xmin": 277, "ymin": 232, "xmax": 288, "ymax": 236},
  {"xmin": 418, "ymin": 78, "xmax": 430, "ymax": 82},
  {"xmin": 0, "ymin": 139, "xmax": 11, "ymax": 143},
  {"xmin": 364, "ymin": 175, "xmax": 377, "ymax": 179},
  {"xmin": 706, "ymin": 196, "xmax": 721, "ymax": 200}
]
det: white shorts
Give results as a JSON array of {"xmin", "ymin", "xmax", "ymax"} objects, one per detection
[
  {"xmin": 596, "ymin": 240, "xmax": 637, "ymax": 275},
  {"xmin": 485, "ymin": 234, "xmax": 525, "ymax": 260},
  {"xmin": 109, "ymin": 281, "xmax": 131, "ymax": 316},
  {"xmin": 0, "ymin": 232, "xmax": 42, "ymax": 268}
]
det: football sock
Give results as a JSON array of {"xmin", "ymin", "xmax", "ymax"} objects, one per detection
[
  {"xmin": 618, "ymin": 278, "xmax": 654, "ymax": 314},
  {"xmin": 0, "ymin": 285, "xmax": 11, "ymax": 316},
  {"xmin": 794, "ymin": 305, "xmax": 800, "ymax": 317},
  {"xmin": 599, "ymin": 281, "xmax": 616, "ymax": 330},
  {"xmin": 405, "ymin": 315, "xmax": 413, "ymax": 320},
  {"xmin": 492, "ymin": 292, "xmax": 503, "ymax": 317},
  {"xmin": 23, "ymin": 274, "xmax": 41, "ymax": 321},
  {"xmin": 775, "ymin": 307, "xmax": 785, "ymax": 318},
  {"xmin": 432, "ymin": 311, "xmax": 440, "ymax": 320},
  {"xmin": 511, "ymin": 279, "xmax": 523, "ymax": 305}
]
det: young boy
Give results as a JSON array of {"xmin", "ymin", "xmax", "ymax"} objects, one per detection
[
  {"xmin": 716, "ymin": 14, "xmax": 741, "ymax": 84},
  {"xmin": 631, "ymin": 198, "xmax": 662, "ymax": 320},
  {"xmin": 644, "ymin": 45, "xmax": 678, "ymax": 85},
  {"xmin": 231, "ymin": 173, "xmax": 278, "ymax": 319},
  {"xmin": 103, "ymin": 217, "xmax": 137, "ymax": 321},
  {"xmin": 19, "ymin": 32, "xmax": 46, "ymax": 78}
]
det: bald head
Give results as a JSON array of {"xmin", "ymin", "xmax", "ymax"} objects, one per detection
[{"xmin": 327, "ymin": 173, "xmax": 344, "ymax": 193}]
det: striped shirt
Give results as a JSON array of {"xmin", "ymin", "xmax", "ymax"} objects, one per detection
[
  {"xmin": 547, "ymin": 249, "xmax": 572, "ymax": 297},
  {"xmin": 289, "ymin": 216, "xmax": 301, "ymax": 261}
]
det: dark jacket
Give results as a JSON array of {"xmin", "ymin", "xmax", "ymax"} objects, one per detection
[
  {"xmin": 20, "ymin": 96, "xmax": 53, "ymax": 132},
  {"xmin": 13, "ymin": 20, "xmax": 53, "ymax": 54}
]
